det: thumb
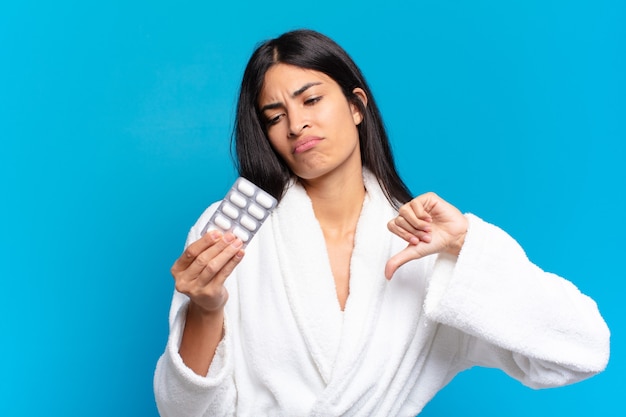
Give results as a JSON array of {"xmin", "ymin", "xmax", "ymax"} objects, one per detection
[{"xmin": 385, "ymin": 244, "xmax": 427, "ymax": 280}]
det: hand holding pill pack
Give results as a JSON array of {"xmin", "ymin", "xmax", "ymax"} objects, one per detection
[{"xmin": 201, "ymin": 177, "xmax": 278, "ymax": 246}]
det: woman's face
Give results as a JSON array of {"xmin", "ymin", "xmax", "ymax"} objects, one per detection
[{"xmin": 258, "ymin": 63, "xmax": 367, "ymax": 182}]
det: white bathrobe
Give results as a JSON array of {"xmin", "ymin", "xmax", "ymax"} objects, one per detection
[{"xmin": 154, "ymin": 173, "xmax": 610, "ymax": 417}]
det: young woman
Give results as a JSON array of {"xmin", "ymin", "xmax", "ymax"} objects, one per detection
[{"xmin": 154, "ymin": 30, "xmax": 609, "ymax": 416}]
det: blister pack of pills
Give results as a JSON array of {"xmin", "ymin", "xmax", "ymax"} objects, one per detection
[{"xmin": 201, "ymin": 177, "xmax": 278, "ymax": 246}]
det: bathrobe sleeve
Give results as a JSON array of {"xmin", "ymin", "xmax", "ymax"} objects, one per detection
[
  {"xmin": 154, "ymin": 205, "xmax": 238, "ymax": 417},
  {"xmin": 423, "ymin": 214, "xmax": 610, "ymax": 388}
]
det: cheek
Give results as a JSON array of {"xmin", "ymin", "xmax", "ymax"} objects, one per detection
[
  {"xmin": 318, "ymin": 104, "xmax": 341, "ymax": 126},
  {"xmin": 326, "ymin": 102, "xmax": 358, "ymax": 134},
  {"xmin": 267, "ymin": 133, "xmax": 291, "ymax": 160}
]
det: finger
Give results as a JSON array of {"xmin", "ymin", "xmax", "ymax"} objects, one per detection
[
  {"xmin": 385, "ymin": 244, "xmax": 428, "ymax": 280},
  {"xmin": 412, "ymin": 192, "xmax": 439, "ymax": 216},
  {"xmin": 408, "ymin": 197, "xmax": 434, "ymax": 223},
  {"xmin": 172, "ymin": 230, "xmax": 223, "ymax": 274},
  {"xmin": 397, "ymin": 207, "xmax": 423, "ymax": 231},
  {"xmin": 194, "ymin": 233, "xmax": 244, "ymax": 286},
  {"xmin": 396, "ymin": 198, "xmax": 433, "ymax": 232},
  {"xmin": 210, "ymin": 248, "xmax": 245, "ymax": 288},
  {"xmin": 394, "ymin": 213, "xmax": 432, "ymax": 235},
  {"xmin": 388, "ymin": 217, "xmax": 432, "ymax": 242},
  {"xmin": 175, "ymin": 232, "xmax": 234, "ymax": 286}
]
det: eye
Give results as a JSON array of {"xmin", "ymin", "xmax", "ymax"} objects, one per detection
[
  {"xmin": 304, "ymin": 96, "xmax": 322, "ymax": 106},
  {"xmin": 266, "ymin": 113, "xmax": 285, "ymax": 127}
]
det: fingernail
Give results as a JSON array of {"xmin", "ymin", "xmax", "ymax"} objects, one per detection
[
  {"xmin": 209, "ymin": 230, "xmax": 221, "ymax": 240},
  {"xmin": 231, "ymin": 239, "xmax": 243, "ymax": 249},
  {"xmin": 223, "ymin": 233, "xmax": 235, "ymax": 243}
]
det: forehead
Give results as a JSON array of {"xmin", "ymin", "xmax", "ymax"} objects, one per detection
[{"xmin": 258, "ymin": 64, "xmax": 337, "ymax": 103}]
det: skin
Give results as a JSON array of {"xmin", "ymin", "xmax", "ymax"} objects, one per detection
[
  {"xmin": 172, "ymin": 63, "xmax": 468, "ymax": 376},
  {"xmin": 258, "ymin": 64, "xmax": 368, "ymax": 310}
]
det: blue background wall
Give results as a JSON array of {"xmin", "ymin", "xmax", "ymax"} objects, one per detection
[{"xmin": 1, "ymin": 1, "xmax": 624, "ymax": 415}]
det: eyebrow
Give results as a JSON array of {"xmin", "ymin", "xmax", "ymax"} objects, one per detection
[{"xmin": 259, "ymin": 82, "xmax": 322, "ymax": 113}]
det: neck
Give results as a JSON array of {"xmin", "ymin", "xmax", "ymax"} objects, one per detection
[{"xmin": 300, "ymin": 167, "xmax": 366, "ymax": 236}]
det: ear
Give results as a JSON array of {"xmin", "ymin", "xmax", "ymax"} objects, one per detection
[{"xmin": 350, "ymin": 87, "xmax": 368, "ymax": 125}]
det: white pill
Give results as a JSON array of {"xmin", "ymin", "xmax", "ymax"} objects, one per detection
[
  {"xmin": 255, "ymin": 192, "xmax": 274, "ymax": 209},
  {"xmin": 232, "ymin": 226, "xmax": 250, "ymax": 242},
  {"xmin": 237, "ymin": 179, "xmax": 255, "ymax": 197},
  {"xmin": 213, "ymin": 214, "xmax": 231, "ymax": 230},
  {"xmin": 222, "ymin": 202, "xmax": 239, "ymax": 219},
  {"xmin": 247, "ymin": 203, "xmax": 265, "ymax": 220},
  {"xmin": 240, "ymin": 214, "xmax": 258, "ymax": 231},
  {"xmin": 229, "ymin": 191, "xmax": 247, "ymax": 208}
]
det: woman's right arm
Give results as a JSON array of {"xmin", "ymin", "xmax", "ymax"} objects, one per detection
[
  {"xmin": 154, "ymin": 229, "xmax": 244, "ymax": 417},
  {"xmin": 174, "ymin": 230, "xmax": 244, "ymax": 375}
]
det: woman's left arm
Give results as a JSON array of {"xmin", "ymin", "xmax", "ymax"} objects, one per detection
[{"xmin": 386, "ymin": 193, "xmax": 610, "ymax": 387}]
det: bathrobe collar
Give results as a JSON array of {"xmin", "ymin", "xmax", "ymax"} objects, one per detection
[{"xmin": 271, "ymin": 171, "xmax": 395, "ymax": 384}]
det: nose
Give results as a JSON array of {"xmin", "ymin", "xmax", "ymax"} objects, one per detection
[
  {"xmin": 288, "ymin": 123, "xmax": 309, "ymax": 137},
  {"xmin": 288, "ymin": 109, "xmax": 310, "ymax": 137}
]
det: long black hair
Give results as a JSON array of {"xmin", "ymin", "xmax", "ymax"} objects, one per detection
[{"xmin": 234, "ymin": 29, "xmax": 412, "ymax": 208}]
